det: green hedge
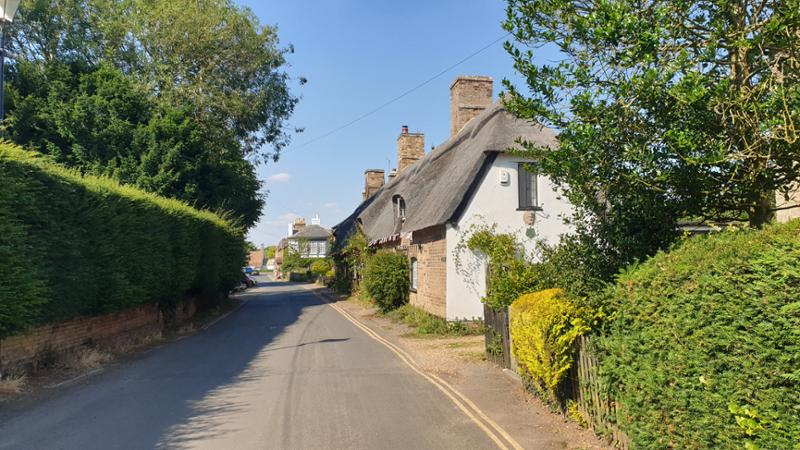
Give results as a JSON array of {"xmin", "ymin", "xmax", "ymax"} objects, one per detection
[
  {"xmin": 597, "ymin": 221, "xmax": 800, "ymax": 449},
  {"xmin": 362, "ymin": 251, "xmax": 409, "ymax": 312},
  {"xmin": 0, "ymin": 144, "xmax": 245, "ymax": 338}
]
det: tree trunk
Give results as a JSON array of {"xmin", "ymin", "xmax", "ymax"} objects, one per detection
[{"xmin": 750, "ymin": 191, "xmax": 775, "ymax": 227}]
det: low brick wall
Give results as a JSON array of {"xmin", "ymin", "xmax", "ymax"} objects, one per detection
[{"xmin": 0, "ymin": 298, "xmax": 197, "ymax": 373}]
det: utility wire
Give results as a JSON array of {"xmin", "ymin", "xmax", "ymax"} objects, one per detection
[{"xmin": 292, "ymin": 32, "xmax": 511, "ymax": 151}]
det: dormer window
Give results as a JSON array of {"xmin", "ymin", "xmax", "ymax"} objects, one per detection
[{"xmin": 394, "ymin": 195, "xmax": 406, "ymax": 221}]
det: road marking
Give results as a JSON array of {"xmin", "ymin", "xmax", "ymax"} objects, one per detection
[{"xmin": 303, "ymin": 287, "xmax": 525, "ymax": 450}]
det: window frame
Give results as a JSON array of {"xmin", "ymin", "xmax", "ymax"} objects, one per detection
[
  {"xmin": 517, "ymin": 163, "xmax": 541, "ymax": 211},
  {"xmin": 410, "ymin": 258, "xmax": 418, "ymax": 292}
]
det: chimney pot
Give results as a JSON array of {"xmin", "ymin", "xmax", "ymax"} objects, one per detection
[{"xmin": 401, "ymin": 125, "xmax": 409, "ymax": 134}]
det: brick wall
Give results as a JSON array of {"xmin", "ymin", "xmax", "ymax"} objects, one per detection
[
  {"xmin": 450, "ymin": 76, "xmax": 493, "ymax": 136},
  {"xmin": 0, "ymin": 298, "xmax": 196, "ymax": 373},
  {"xmin": 407, "ymin": 226, "xmax": 447, "ymax": 318}
]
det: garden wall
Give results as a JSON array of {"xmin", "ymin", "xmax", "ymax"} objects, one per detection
[{"xmin": 0, "ymin": 298, "xmax": 198, "ymax": 374}]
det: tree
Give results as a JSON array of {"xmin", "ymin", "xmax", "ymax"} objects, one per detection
[
  {"xmin": 4, "ymin": 0, "xmax": 298, "ymax": 228},
  {"xmin": 6, "ymin": 62, "xmax": 264, "ymax": 226},
  {"xmin": 112, "ymin": 0, "xmax": 299, "ymax": 161},
  {"xmin": 503, "ymin": 0, "xmax": 800, "ymax": 261}
]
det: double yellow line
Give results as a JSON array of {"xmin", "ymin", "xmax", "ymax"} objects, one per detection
[{"xmin": 305, "ymin": 288, "xmax": 524, "ymax": 450}]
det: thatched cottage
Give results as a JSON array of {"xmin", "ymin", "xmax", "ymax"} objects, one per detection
[{"xmin": 334, "ymin": 76, "xmax": 574, "ymax": 320}]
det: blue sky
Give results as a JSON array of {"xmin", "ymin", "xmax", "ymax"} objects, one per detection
[{"xmin": 241, "ymin": 0, "xmax": 533, "ymax": 247}]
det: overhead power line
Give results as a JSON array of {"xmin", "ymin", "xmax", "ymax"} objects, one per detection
[{"xmin": 292, "ymin": 32, "xmax": 512, "ymax": 151}]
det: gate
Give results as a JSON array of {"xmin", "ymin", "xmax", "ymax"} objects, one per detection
[{"xmin": 483, "ymin": 305, "xmax": 511, "ymax": 368}]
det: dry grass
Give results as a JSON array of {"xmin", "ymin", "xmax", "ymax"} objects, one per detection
[
  {"xmin": 0, "ymin": 375, "xmax": 27, "ymax": 395},
  {"xmin": 113, "ymin": 330, "xmax": 164, "ymax": 354},
  {"xmin": 61, "ymin": 347, "xmax": 114, "ymax": 372}
]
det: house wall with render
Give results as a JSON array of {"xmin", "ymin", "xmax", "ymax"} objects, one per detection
[
  {"xmin": 446, "ymin": 153, "xmax": 574, "ymax": 320},
  {"xmin": 776, "ymin": 185, "xmax": 800, "ymax": 223}
]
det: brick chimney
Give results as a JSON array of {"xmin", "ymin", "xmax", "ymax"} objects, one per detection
[
  {"xmin": 363, "ymin": 169, "xmax": 385, "ymax": 201},
  {"xmin": 291, "ymin": 218, "xmax": 306, "ymax": 235},
  {"xmin": 450, "ymin": 76, "xmax": 493, "ymax": 137},
  {"xmin": 397, "ymin": 125, "xmax": 424, "ymax": 174}
]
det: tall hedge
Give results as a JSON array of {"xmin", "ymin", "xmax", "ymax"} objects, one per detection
[
  {"xmin": 597, "ymin": 221, "xmax": 800, "ymax": 449},
  {"xmin": 0, "ymin": 144, "xmax": 245, "ymax": 339}
]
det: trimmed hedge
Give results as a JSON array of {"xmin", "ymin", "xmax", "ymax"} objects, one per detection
[
  {"xmin": 0, "ymin": 144, "xmax": 245, "ymax": 338},
  {"xmin": 362, "ymin": 251, "xmax": 409, "ymax": 312},
  {"xmin": 510, "ymin": 288, "xmax": 592, "ymax": 400},
  {"xmin": 597, "ymin": 221, "xmax": 800, "ymax": 449}
]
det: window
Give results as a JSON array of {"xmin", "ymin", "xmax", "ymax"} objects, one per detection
[
  {"xmin": 394, "ymin": 195, "xmax": 406, "ymax": 221},
  {"xmin": 410, "ymin": 258, "xmax": 418, "ymax": 292},
  {"xmin": 518, "ymin": 163, "xmax": 539, "ymax": 209}
]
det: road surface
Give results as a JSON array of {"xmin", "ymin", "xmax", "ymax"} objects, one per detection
[{"xmin": 0, "ymin": 281, "xmax": 499, "ymax": 449}]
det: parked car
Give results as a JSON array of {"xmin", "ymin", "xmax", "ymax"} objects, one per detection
[
  {"xmin": 242, "ymin": 274, "xmax": 257, "ymax": 288},
  {"xmin": 244, "ymin": 266, "xmax": 254, "ymax": 274},
  {"xmin": 251, "ymin": 267, "xmax": 260, "ymax": 276}
]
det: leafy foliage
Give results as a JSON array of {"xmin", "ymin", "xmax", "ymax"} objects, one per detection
[
  {"xmin": 7, "ymin": 62, "xmax": 264, "ymax": 227},
  {"xmin": 503, "ymin": 0, "xmax": 800, "ymax": 267},
  {"xmin": 362, "ymin": 251, "xmax": 409, "ymax": 313},
  {"xmin": 0, "ymin": 144, "xmax": 244, "ymax": 339},
  {"xmin": 596, "ymin": 221, "xmax": 800, "ymax": 449},
  {"xmin": 331, "ymin": 228, "xmax": 373, "ymax": 294},
  {"xmin": 459, "ymin": 225, "xmax": 540, "ymax": 309},
  {"xmin": 310, "ymin": 259, "xmax": 333, "ymax": 278},
  {"xmin": 510, "ymin": 289, "xmax": 593, "ymax": 400},
  {"xmin": 5, "ymin": 0, "xmax": 298, "ymax": 228}
]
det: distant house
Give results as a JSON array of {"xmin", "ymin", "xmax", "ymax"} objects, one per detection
[
  {"xmin": 288, "ymin": 224, "xmax": 332, "ymax": 258},
  {"xmin": 275, "ymin": 217, "xmax": 332, "ymax": 276},
  {"xmin": 334, "ymin": 76, "xmax": 574, "ymax": 320},
  {"xmin": 248, "ymin": 249, "xmax": 266, "ymax": 269}
]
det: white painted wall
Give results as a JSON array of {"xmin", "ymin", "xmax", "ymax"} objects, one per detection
[{"xmin": 445, "ymin": 153, "xmax": 574, "ymax": 320}]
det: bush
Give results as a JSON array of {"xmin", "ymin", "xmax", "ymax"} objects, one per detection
[
  {"xmin": 510, "ymin": 289, "xmax": 592, "ymax": 401},
  {"xmin": 362, "ymin": 251, "xmax": 408, "ymax": 312},
  {"xmin": 597, "ymin": 221, "xmax": 800, "ymax": 449},
  {"xmin": 461, "ymin": 227, "xmax": 540, "ymax": 309},
  {"xmin": 310, "ymin": 259, "xmax": 333, "ymax": 278},
  {"xmin": 0, "ymin": 144, "xmax": 244, "ymax": 339}
]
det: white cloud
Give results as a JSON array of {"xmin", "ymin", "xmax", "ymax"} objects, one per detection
[
  {"xmin": 267, "ymin": 172, "xmax": 291, "ymax": 183},
  {"xmin": 323, "ymin": 202, "xmax": 338, "ymax": 209},
  {"xmin": 275, "ymin": 212, "xmax": 299, "ymax": 222}
]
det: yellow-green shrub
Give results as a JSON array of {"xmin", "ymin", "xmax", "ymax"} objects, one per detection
[{"xmin": 510, "ymin": 288, "xmax": 591, "ymax": 399}]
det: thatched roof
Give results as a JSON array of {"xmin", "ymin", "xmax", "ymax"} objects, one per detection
[{"xmin": 333, "ymin": 103, "xmax": 557, "ymax": 245}]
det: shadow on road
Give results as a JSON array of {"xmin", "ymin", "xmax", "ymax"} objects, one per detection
[{"xmin": 0, "ymin": 282, "xmax": 333, "ymax": 450}]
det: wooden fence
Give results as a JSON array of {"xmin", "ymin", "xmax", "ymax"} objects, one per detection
[
  {"xmin": 564, "ymin": 336, "xmax": 630, "ymax": 449},
  {"xmin": 484, "ymin": 313, "xmax": 630, "ymax": 449}
]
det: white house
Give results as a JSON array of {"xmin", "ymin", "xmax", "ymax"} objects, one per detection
[{"xmin": 334, "ymin": 76, "xmax": 574, "ymax": 320}]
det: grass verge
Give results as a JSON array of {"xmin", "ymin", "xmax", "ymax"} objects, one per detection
[{"xmin": 386, "ymin": 304, "xmax": 484, "ymax": 337}]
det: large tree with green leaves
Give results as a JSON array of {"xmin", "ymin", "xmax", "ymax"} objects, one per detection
[
  {"xmin": 4, "ymin": 0, "xmax": 297, "ymax": 227},
  {"xmin": 503, "ymin": 0, "xmax": 800, "ymax": 261}
]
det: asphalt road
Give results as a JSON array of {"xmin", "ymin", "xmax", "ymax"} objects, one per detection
[{"xmin": 0, "ymin": 280, "xmax": 498, "ymax": 450}]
